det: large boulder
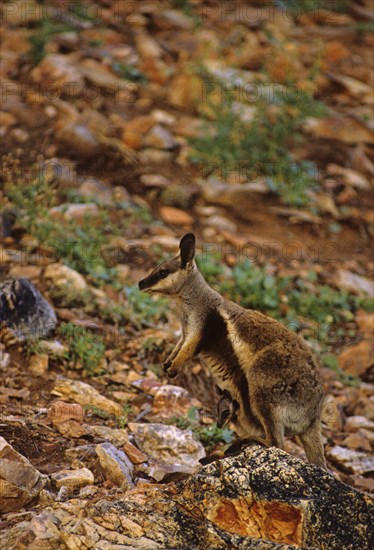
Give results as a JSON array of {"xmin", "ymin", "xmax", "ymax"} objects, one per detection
[{"xmin": 0, "ymin": 445, "xmax": 372, "ymax": 548}]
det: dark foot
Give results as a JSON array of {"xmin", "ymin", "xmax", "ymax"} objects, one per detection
[
  {"xmin": 163, "ymin": 360, "xmax": 172, "ymax": 373},
  {"xmin": 199, "ymin": 453, "xmax": 223, "ymax": 465},
  {"xmin": 168, "ymin": 371, "xmax": 177, "ymax": 379},
  {"xmin": 224, "ymin": 437, "xmax": 267, "ymax": 457}
]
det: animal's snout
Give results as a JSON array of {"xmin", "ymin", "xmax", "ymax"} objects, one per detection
[{"xmin": 138, "ymin": 278, "xmax": 148, "ymax": 291}]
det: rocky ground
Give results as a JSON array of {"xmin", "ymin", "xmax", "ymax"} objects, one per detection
[{"xmin": 0, "ymin": 1, "xmax": 373, "ymax": 548}]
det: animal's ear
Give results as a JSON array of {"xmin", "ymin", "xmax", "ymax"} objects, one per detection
[
  {"xmin": 179, "ymin": 233, "xmax": 195, "ymax": 268},
  {"xmin": 233, "ymin": 399, "xmax": 239, "ymax": 411},
  {"xmin": 223, "ymin": 389, "xmax": 231, "ymax": 399},
  {"xmin": 214, "ymin": 384, "xmax": 223, "ymax": 396}
]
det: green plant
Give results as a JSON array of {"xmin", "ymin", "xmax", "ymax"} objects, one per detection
[
  {"xmin": 286, "ymin": 282, "xmax": 361, "ymax": 344},
  {"xmin": 220, "ymin": 260, "xmax": 287, "ymax": 314},
  {"xmin": 196, "ymin": 254, "xmax": 225, "ymax": 286},
  {"xmin": 132, "ymin": 205, "xmax": 155, "ymax": 225},
  {"xmin": 124, "ymin": 287, "xmax": 169, "ymax": 325},
  {"xmin": 321, "ymin": 354, "xmax": 359, "ymax": 387},
  {"xmin": 189, "ymin": 76, "xmax": 326, "ymax": 206},
  {"xmin": 84, "ymin": 404, "xmax": 112, "ymax": 419},
  {"xmin": 355, "ymin": 296, "xmax": 374, "ymax": 313},
  {"xmin": 276, "ymin": 0, "xmax": 349, "ymax": 14},
  {"xmin": 28, "ymin": 20, "xmax": 75, "ymax": 65},
  {"xmin": 70, "ymin": 0, "xmax": 99, "ymax": 21},
  {"xmin": 4, "ymin": 169, "xmax": 121, "ymax": 286},
  {"xmin": 171, "ymin": 0, "xmax": 201, "ymax": 25},
  {"xmin": 168, "ymin": 407, "xmax": 234, "ymax": 451},
  {"xmin": 25, "ymin": 339, "xmax": 45, "ymax": 357},
  {"xmin": 59, "ymin": 322, "xmax": 106, "ymax": 376},
  {"xmin": 118, "ymin": 402, "xmax": 133, "ymax": 428},
  {"xmin": 49, "ymin": 285, "xmax": 95, "ymax": 310},
  {"xmin": 112, "ymin": 62, "xmax": 148, "ymax": 84},
  {"xmin": 355, "ymin": 21, "xmax": 374, "ymax": 34},
  {"xmin": 195, "ymin": 423, "xmax": 234, "ymax": 449}
]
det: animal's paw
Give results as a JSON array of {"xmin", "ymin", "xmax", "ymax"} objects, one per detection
[
  {"xmin": 163, "ymin": 360, "xmax": 172, "ymax": 373},
  {"xmin": 167, "ymin": 367, "xmax": 178, "ymax": 378}
]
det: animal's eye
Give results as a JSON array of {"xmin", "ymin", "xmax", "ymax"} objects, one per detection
[
  {"xmin": 159, "ymin": 269, "xmax": 168, "ymax": 278},
  {"xmin": 222, "ymin": 411, "xmax": 229, "ymax": 418}
]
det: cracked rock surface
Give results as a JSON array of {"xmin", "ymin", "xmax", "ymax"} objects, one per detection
[{"xmin": 1, "ymin": 444, "xmax": 372, "ymax": 549}]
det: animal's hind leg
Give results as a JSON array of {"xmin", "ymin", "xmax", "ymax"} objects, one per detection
[
  {"xmin": 256, "ymin": 406, "xmax": 285, "ymax": 450},
  {"xmin": 299, "ymin": 420, "xmax": 327, "ymax": 470},
  {"xmin": 264, "ymin": 422, "xmax": 285, "ymax": 449}
]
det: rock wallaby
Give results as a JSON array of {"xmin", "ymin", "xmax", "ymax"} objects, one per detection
[
  {"xmin": 138, "ymin": 233, "xmax": 327, "ymax": 469},
  {"xmin": 215, "ymin": 385, "xmax": 239, "ymax": 430}
]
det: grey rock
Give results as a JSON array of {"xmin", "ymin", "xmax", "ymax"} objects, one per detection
[
  {"xmin": 0, "ymin": 348, "xmax": 10, "ymax": 369},
  {"xmin": 161, "ymin": 9, "xmax": 194, "ymax": 29},
  {"xmin": 327, "ymin": 445, "xmax": 374, "ymax": 475},
  {"xmin": 150, "ymin": 384, "xmax": 199, "ymax": 422},
  {"xmin": 88, "ymin": 425, "xmax": 129, "ymax": 447},
  {"xmin": 145, "ymin": 462, "xmax": 198, "ymax": 482},
  {"xmin": 335, "ymin": 270, "xmax": 374, "ymax": 297},
  {"xmin": 128, "ymin": 422, "xmax": 205, "ymax": 467},
  {"xmin": 143, "ymin": 124, "xmax": 177, "ymax": 150},
  {"xmin": 345, "ymin": 415, "xmax": 374, "ymax": 432},
  {"xmin": 96, "ymin": 443, "xmax": 134, "ymax": 489},
  {"xmin": 78, "ymin": 179, "xmax": 113, "ymax": 205},
  {"xmin": 56, "ymin": 123, "xmax": 101, "ymax": 158},
  {"xmin": 0, "ymin": 279, "xmax": 57, "ymax": 341}
]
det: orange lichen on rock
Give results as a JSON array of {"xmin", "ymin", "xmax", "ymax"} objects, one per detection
[{"xmin": 209, "ymin": 497, "xmax": 304, "ymax": 546}]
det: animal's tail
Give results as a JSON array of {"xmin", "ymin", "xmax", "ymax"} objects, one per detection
[{"xmin": 321, "ymin": 395, "xmax": 341, "ymax": 430}]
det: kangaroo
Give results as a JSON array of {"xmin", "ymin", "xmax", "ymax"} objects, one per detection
[{"xmin": 138, "ymin": 233, "xmax": 327, "ymax": 469}]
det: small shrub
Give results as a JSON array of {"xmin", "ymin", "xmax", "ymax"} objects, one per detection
[
  {"xmin": 196, "ymin": 254, "xmax": 225, "ymax": 286},
  {"xmin": 168, "ymin": 406, "xmax": 234, "ymax": 451},
  {"xmin": 321, "ymin": 354, "xmax": 359, "ymax": 387},
  {"xmin": 189, "ymin": 75, "xmax": 326, "ymax": 206},
  {"xmin": 124, "ymin": 287, "xmax": 169, "ymax": 325},
  {"xmin": 59, "ymin": 322, "xmax": 106, "ymax": 376},
  {"xmin": 85, "ymin": 404, "xmax": 112, "ymax": 419},
  {"xmin": 118, "ymin": 402, "xmax": 133, "ymax": 428},
  {"xmin": 28, "ymin": 20, "xmax": 75, "ymax": 65},
  {"xmin": 220, "ymin": 260, "xmax": 287, "ymax": 313},
  {"xmin": 112, "ymin": 62, "xmax": 148, "ymax": 84}
]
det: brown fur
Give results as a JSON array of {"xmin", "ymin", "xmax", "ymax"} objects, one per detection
[{"xmin": 138, "ymin": 234, "xmax": 327, "ymax": 469}]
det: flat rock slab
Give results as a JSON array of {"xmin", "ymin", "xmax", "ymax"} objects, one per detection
[
  {"xmin": 96, "ymin": 442, "xmax": 134, "ymax": 489},
  {"xmin": 51, "ymin": 467, "xmax": 94, "ymax": 489},
  {"xmin": 327, "ymin": 445, "xmax": 374, "ymax": 475},
  {"xmin": 0, "ymin": 436, "xmax": 46, "ymax": 513},
  {"xmin": 52, "ymin": 377, "xmax": 123, "ymax": 417},
  {"xmin": 1, "ymin": 445, "xmax": 372, "ymax": 548}
]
